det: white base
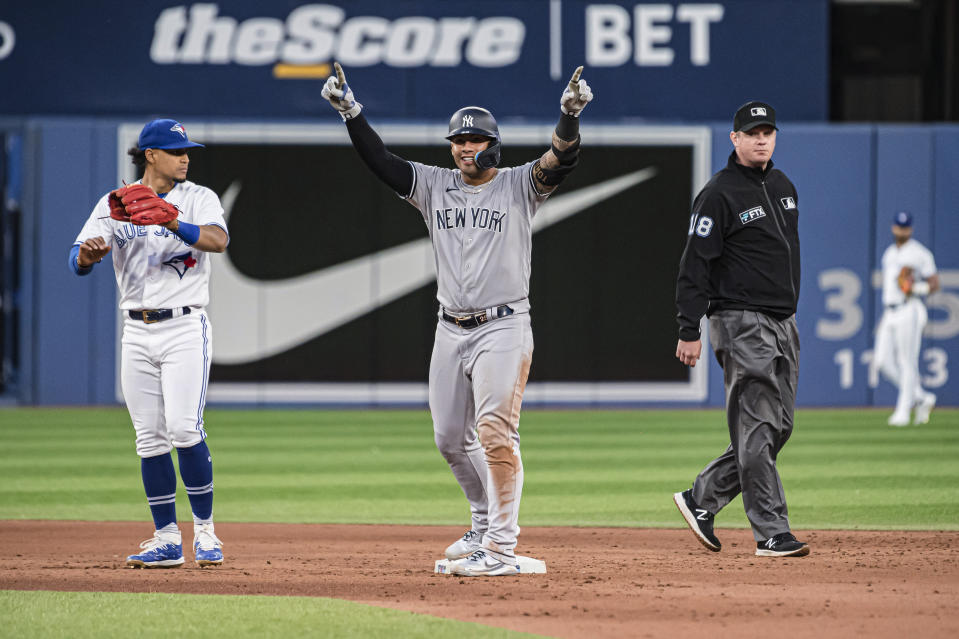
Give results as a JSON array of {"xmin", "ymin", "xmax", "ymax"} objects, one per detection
[{"xmin": 434, "ymin": 555, "xmax": 547, "ymax": 574}]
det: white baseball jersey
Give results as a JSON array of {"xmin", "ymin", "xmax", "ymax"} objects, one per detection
[
  {"xmin": 405, "ymin": 161, "xmax": 549, "ymax": 314},
  {"xmin": 880, "ymin": 238, "xmax": 937, "ymax": 307},
  {"xmin": 74, "ymin": 180, "xmax": 228, "ymax": 310}
]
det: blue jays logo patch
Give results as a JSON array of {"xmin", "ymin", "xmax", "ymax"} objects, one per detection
[
  {"xmin": 780, "ymin": 197, "xmax": 797, "ymax": 210},
  {"xmin": 163, "ymin": 252, "xmax": 197, "ymax": 279},
  {"xmin": 739, "ymin": 206, "xmax": 766, "ymax": 224},
  {"xmin": 170, "ymin": 123, "xmax": 187, "ymax": 138}
]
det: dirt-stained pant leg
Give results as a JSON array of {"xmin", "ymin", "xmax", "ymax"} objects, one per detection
[
  {"xmin": 429, "ymin": 321, "xmax": 489, "ymax": 535},
  {"xmin": 466, "ymin": 313, "xmax": 533, "ymax": 559},
  {"xmin": 693, "ymin": 311, "xmax": 799, "ymax": 541}
]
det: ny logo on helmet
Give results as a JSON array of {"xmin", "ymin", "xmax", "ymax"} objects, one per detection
[{"xmin": 462, "ymin": 115, "xmax": 474, "ymax": 128}]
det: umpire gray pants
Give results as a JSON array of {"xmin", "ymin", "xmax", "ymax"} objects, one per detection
[{"xmin": 692, "ymin": 310, "xmax": 799, "ymax": 541}]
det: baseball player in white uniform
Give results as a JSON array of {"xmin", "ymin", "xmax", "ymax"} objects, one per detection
[
  {"xmin": 321, "ymin": 62, "xmax": 592, "ymax": 575},
  {"xmin": 874, "ymin": 210, "xmax": 939, "ymax": 426},
  {"xmin": 70, "ymin": 119, "xmax": 229, "ymax": 567}
]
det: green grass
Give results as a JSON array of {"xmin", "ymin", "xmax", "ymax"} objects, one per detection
[
  {"xmin": 0, "ymin": 590, "xmax": 539, "ymax": 638},
  {"xmin": 0, "ymin": 407, "xmax": 957, "ymax": 529}
]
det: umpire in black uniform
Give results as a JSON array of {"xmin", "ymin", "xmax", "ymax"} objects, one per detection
[{"xmin": 672, "ymin": 101, "xmax": 809, "ymax": 558}]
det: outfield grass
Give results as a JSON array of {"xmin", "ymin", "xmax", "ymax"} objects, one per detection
[
  {"xmin": 0, "ymin": 590, "xmax": 540, "ymax": 638},
  {"xmin": 0, "ymin": 407, "xmax": 957, "ymax": 530}
]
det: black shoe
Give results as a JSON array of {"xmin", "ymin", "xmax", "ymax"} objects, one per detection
[
  {"xmin": 755, "ymin": 532, "xmax": 810, "ymax": 557},
  {"xmin": 673, "ymin": 489, "xmax": 721, "ymax": 552}
]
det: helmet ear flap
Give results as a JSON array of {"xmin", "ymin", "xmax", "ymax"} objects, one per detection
[{"xmin": 474, "ymin": 138, "xmax": 501, "ymax": 169}]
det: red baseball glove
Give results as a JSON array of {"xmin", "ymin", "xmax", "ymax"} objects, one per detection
[
  {"xmin": 898, "ymin": 266, "xmax": 915, "ymax": 295},
  {"xmin": 109, "ymin": 184, "xmax": 179, "ymax": 226}
]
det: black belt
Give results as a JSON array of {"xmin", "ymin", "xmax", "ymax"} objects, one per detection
[
  {"xmin": 442, "ymin": 305, "xmax": 514, "ymax": 329},
  {"xmin": 128, "ymin": 307, "xmax": 191, "ymax": 324}
]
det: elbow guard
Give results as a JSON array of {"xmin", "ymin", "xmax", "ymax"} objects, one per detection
[
  {"xmin": 551, "ymin": 135, "xmax": 581, "ymax": 166},
  {"xmin": 533, "ymin": 159, "xmax": 577, "ymax": 186},
  {"xmin": 533, "ymin": 136, "xmax": 581, "ymax": 186}
]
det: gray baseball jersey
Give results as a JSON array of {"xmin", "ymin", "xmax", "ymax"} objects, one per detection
[{"xmin": 405, "ymin": 160, "xmax": 549, "ymax": 314}]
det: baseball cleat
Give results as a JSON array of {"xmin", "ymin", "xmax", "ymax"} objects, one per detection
[
  {"xmin": 193, "ymin": 523, "xmax": 224, "ymax": 567},
  {"xmin": 914, "ymin": 394, "xmax": 936, "ymax": 425},
  {"xmin": 888, "ymin": 412, "xmax": 911, "ymax": 427},
  {"xmin": 450, "ymin": 550, "xmax": 520, "ymax": 577},
  {"xmin": 755, "ymin": 532, "xmax": 809, "ymax": 557},
  {"xmin": 445, "ymin": 529, "xmax": 483, "ymax": 560},
  {"xmin": 673, "ymin": 490, "xmax": 721, "ymax": 552},
  {"xmin": 126, "ymin": 531, "xmax": 185, "ymax": 568}
]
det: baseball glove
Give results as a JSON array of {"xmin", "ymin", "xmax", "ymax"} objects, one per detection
[
  {"xmin": 109, "ymin": 184, "xmax": 179, "ymax": 226},
  {"xmin": 898, "ymin": 266, "xmax": 915, "ymax": 295}
]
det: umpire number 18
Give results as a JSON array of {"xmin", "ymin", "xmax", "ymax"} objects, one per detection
[{"xmin": 688, "ymin": 213, "xmax": 713, "ymax": 238}]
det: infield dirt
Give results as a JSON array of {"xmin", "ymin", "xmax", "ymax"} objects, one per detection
[{"xmin": 2, "ymin": 521, "xmax": 957, "ymax": 638}]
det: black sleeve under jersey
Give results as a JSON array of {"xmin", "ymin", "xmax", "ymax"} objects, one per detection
[{"xmin": 344, "ymin": 114, "xmax": 415, "ymax": 197}]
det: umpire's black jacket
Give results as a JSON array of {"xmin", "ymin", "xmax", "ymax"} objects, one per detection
[{"xmin": 676, "ymin": 151, "xmax": 800, "ymax": 341}]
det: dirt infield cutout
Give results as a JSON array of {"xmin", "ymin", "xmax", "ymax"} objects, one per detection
[{"xmin": 2, "ymin": 521, "xmax": 957, "ymax": 638}]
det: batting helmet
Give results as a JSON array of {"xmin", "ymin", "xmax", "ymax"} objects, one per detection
[{"xmin": 446, "ymin": 106, "xmax": 501, "ymax": 168}]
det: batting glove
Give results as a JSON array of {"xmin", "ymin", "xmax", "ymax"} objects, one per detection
[
  {"xmin": 560, "ymin": 66, "xmax": 593, "ymax": 117},
  {"xmin": 321, "ymin": 62, "xmax": 363, "ymax": 121}
]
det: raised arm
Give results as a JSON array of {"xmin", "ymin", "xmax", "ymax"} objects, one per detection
[
  {"xmin": 531, "ymin": 66, "xmax": 594, "ymax": 195},
  {"xmin": 322, "ymin": 62, "xmax": 414, "ymax": 196}
]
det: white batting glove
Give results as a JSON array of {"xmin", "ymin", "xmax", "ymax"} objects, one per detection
[
  {"xmin": 560, "ymin": 66, "xmax": 593, "ymax": 117},
  {"xmin": 321, "ymin": 62, "xmax": 363, "ymax": 121}
]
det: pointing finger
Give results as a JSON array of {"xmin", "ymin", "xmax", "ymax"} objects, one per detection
[
  {"xmin": 568, "ymin": 65, "xmax": 583, "ymax": 88},
  {"xmin": 334, "ymin": 61, "xmax": 346, "ymax": 88}
]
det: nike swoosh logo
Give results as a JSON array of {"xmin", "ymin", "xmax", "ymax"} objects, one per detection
[
  {"xmin": 446, "ymin": 186, "xmax": 458, "ymax": 192},
  {"xmin": 209, "ymin": 166, "xmax": 658, "ymax": 364}
]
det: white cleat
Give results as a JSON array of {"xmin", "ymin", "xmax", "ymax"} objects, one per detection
[
  {"xmin": 450, "ymin": 550, "xmax": 520, "ymax": 577},
  {"xmin": 888, "ymin": 412, "xmax": 911, "ymax": 427},
  {"xmin": 914, "ymin": 394, "xmax": 936, "ymax": 425},
  {"xmin": 445, "ymin": 530, "xmax": 483, "ymax": 560}
]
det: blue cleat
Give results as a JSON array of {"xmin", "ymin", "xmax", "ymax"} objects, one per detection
[
  {"xmin": 126, "ymin": 531, "xmax": 184, "ymax": 568},
  {"xmin": 193, "ymin": 523, "xmax": 224, "ymax": 567}
]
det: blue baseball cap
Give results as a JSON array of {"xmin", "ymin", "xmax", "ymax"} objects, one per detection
[
  {"xmin": 893, "ymin": 211, "xmax": 913, "ymax": 227},
  {"xmin": 137, "ymin": 119, "xmax": 204, "ymax": 150}
]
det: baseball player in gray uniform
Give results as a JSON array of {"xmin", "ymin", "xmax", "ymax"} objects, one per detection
[{"xmin": 321, "ymin": 62, "xmax": 592, "ymax": 576}]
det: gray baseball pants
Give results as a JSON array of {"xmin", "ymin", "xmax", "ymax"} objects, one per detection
[{"xmin": 691, "ymin": 310, "xmax": 799, "ymax": 541}]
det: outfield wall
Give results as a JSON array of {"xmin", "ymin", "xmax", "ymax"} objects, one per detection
[{"xmin": 3, "ymin": 118, "xmax": 958, "ymax": 407}]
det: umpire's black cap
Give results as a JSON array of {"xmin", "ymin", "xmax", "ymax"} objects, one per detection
[{"xmin": 733, "ymin": 101, "xmax": 778, "ymax": 132}]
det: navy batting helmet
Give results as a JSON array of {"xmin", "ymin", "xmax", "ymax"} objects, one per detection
[
  {"xmin": 446, "ymin": 106, "xmax": 499, "ymax": 140},
  {"xmin": 446, "ymin": 106, "xmax": 501, "ymax": 168}
]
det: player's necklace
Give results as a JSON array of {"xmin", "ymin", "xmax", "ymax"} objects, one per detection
[{"xmin": 460, "ymin": 183, "xmax": 485, "ymax": 194}]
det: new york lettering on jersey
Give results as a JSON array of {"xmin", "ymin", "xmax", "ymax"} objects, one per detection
[{"xmin": 434, "ymin": 207, "xmax": 506, "ymax": 233}]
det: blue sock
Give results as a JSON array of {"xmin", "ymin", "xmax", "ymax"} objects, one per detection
[
  {"xmin": 177, "ymin": 441, "xmax": 213, "ymax": 523},
  {"xmin": 141, "ymin": 453, "xmax": 177, "ymax": 530}
]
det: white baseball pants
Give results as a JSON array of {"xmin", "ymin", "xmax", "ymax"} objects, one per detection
[
  {"xmin": 874, "ymin": 298, "xmax": 929, "ymax": 418},
  {"xmin": 121, "ymin": 311, "xmax": 212, "ymax": 458}
]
